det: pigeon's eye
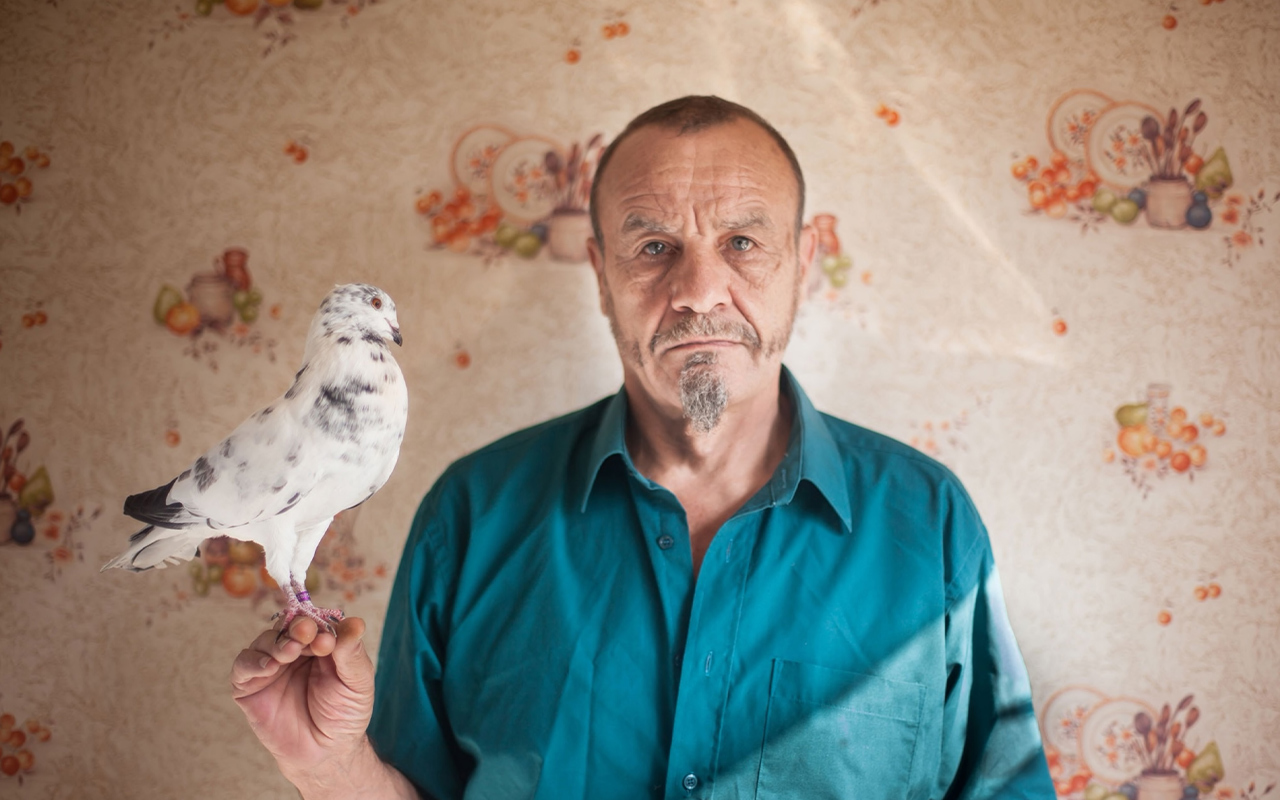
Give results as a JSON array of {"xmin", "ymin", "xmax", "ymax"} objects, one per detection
[{"xmin": 371, "ymin": 297, "xmax": 383, "ymax": 310}]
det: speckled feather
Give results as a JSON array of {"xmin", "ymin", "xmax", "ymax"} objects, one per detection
[{"xmin": 103, "ymin": 284, "xmax": 408, "ymax": 590}]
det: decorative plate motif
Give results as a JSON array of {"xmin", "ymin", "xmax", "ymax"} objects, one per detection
[
  {"xmin": 489, "ymin": 137, "xmax": 563, "ymax": 224},
  {"xmin": 451, "ymin": 125, "xmax": 516, "ymax": 198},
  {"xmin": 1085, "ymin": 101, "xmax": 1164, "ymax": 192},
  {"xmin": 1079, "ymin": 696, "xmax": 1158, "ymax": 784},
  {"xmin": 1041, "ymin": 685, "xmax": 1108, "ymax": 763},
  {"xmin": 1046, "ymin": 89, "xmax": 1113, "ymax": 164}
]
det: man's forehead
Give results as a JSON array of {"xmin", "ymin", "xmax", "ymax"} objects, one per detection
[
  {"xmin": 602, "ymin": 122, "xmax": 794, "ymax": 227},
  {"xmin": 610, "ymin": 124, "xmax": 781, "ymax": 182}
]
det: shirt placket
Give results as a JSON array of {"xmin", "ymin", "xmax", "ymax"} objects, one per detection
[{"xmin": 662, "ymin": 512, "xmax": 755, "ymax": 800}]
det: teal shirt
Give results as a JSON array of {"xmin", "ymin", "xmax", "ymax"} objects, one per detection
[{"xmin": 369, "ymin": 369, "xmax": 1054, "ymax": 800}]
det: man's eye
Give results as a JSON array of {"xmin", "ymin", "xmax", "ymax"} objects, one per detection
[
  {"xmin": 642, "ymin": 241, "xmax": 668, "ymax": 256},
  {"xmin": 729, "ymin": 236, "xmax": 753, "ymax": 252}
]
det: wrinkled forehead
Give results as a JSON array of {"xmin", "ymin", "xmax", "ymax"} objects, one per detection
[{"xmin": 599, "ymin": 121, "xmax": 798, "ymax": 229}]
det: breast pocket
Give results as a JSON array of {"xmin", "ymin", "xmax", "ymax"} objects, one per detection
[{"xmin": 755, "ymin": 660, "xmax": 925, "ymax": 800}]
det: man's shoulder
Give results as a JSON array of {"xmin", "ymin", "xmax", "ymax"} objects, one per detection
[
  {"xmin": 816, "ymin": 411, "xmax": 961, "ymax": 491},
  {"xmin": 814, "ymin": 411, "xmax": 991, "ymax": 600}
]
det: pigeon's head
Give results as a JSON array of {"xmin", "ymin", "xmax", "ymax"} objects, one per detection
[{"xmin": 315, "ymin": 284, "xmax": 403, "ymax": 347}]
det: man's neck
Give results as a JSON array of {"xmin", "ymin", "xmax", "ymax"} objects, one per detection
[
  {"xmin": 626, "ymin": 379, "xmax": 790, "ymax": 477},
  {"xmin": 623, "ymin": 371, "xmax": 793, "ymax": 571}
]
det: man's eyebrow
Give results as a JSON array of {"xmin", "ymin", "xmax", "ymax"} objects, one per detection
[
  {"xmin": 722, "ymin": 212, "xmax": 772, "ymax": 231},
  {"xmin": 621, "ymin": 214, "xmax": 677, "ymax": 235}
]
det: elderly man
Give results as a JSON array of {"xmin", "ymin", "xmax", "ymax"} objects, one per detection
[{"xmin": 231, "ymin": 96, "xmax": 1055, "ymax": 799}]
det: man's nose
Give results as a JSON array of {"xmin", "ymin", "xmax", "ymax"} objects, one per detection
[{"xmin": 669, "ymin": 244, "xmax": 732, "ymax": 315}]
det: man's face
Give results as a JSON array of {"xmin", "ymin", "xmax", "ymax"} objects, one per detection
[{"xmin": 588, "ymin": 119, "xmax": 815, "ymax": 431}]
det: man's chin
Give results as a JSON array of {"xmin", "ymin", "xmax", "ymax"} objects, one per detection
[{"xmin": 679, "ymin": 352, "xmax": 729, "ymax": 433}]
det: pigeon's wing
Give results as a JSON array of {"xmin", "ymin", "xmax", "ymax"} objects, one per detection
[
  {"xmin": 124, "ymin": 402, "xmax": 326, "ymax": 532},
  {"xmin": 362, "ymin": 431, "xmax": 404, "ymax": 501}
]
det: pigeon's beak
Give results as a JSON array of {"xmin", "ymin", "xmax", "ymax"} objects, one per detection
[{"xmin": 390, "ymin": 325, "xmax": 403, "ymax": 347}]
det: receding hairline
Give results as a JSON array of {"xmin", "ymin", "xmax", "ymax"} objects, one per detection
[{"xmin": 589, "ymin": 96, "xmax": 806, "ymax": 251}]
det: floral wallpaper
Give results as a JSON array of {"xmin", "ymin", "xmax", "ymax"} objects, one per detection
[{"xmin": 1, "ymin": 0, "xmax": 1277, "ymax": 798}]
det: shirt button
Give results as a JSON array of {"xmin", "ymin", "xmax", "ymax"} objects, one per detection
[
  {"xmin": 682, "ymin": 773, "xmax": 699, "ymax": 791},
  {"xmin": 656, "ymin": 534, "xmax": 675, "ymax": 550}
]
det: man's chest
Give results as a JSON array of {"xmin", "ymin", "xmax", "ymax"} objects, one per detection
[{"xmin": 437, "ymin": 497, "xmax": 950, "ymax": 799}]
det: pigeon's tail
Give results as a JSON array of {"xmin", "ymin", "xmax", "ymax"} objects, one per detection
[
  {"xmin": 124, "ymin": 477, "xmax": 195, "ymax": 529},
  {"xmin": 100, "ymin": 525, "xmax": 206, "ymax": 573}
]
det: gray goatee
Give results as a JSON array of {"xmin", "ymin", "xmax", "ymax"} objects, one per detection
[{"xmin": 679, "ymin": 351, "xmax": 728, "ymax": 433}]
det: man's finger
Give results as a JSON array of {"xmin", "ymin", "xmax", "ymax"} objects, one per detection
[
  {"xmin": 240, "ymin": 619, "xmax": 317, "ymax": 668},
  {"xmin": 259, "ymin": 617, "xmax": 317, "ymax": 651},
  {"xmin": 229, "ymin": 646, "xmax": 285, "ymax": 695},
  {"xmin": 232, "ymin": 646, "xmax": 282, "ymax": 677},
  {"xmin": 307, "ymin": 628, "xmax": 338, "ymax": 658},
  {"xmin": 232, "ymin": 616, "xmax": 343, "ymax": 691},
  {"xmin": 328, "ymin": 617, "xmax": 373, "ymax": 692},
  {"xmin": 277, "ymin": 617, "xmax": 320, "ymax": 645}
]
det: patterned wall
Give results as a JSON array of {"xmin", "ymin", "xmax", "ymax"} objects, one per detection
[{"xmin": 1, "ymin": 0, "xmax": 1277, "ymax": 797}]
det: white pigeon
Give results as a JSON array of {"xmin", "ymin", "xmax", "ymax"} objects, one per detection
[{"xmin": 103, "ymin": 283, "xmax": 408, "ymax": 632}]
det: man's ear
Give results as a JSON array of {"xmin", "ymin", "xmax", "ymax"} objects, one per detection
[
  {"xmin": 797, "ymin": 223, "xmax": 817, "ymax": 287},
  {"xmin": 587, "ymin": 236, "xmax": 608, "ymax": 315}
]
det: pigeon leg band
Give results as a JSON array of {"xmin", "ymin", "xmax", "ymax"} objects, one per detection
[{"xmin": 296, "ymin": 591, "xmax": 310, "ymax": 603}]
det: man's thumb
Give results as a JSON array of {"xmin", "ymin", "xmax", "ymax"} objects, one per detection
[{"xmin": 330, "ymin": 616, "xmax": 374, "ymax": 691}]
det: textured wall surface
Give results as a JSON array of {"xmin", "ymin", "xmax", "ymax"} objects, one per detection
[{"xmin": 0, "ymin": 0, "xmax": 1277, "ymax": 797}]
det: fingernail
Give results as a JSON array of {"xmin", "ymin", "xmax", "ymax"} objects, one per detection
[{"xmin": 259, "ymin": 656, "xmax": 271, "ymax": 668}]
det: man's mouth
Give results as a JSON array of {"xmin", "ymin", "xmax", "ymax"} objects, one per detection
[
  {"xmin": 665, "ymin": 339, "xmax": 741, "ymax": 352},
  {"xmin": 649, "ymin": 314, "xmax": 761, "ymax": 356}
]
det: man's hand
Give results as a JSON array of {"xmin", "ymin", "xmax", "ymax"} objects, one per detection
[
  {"xmin": 230, "ymin": 617, "xmax": 421, "ymax": 799},
  {"xmin": 232, "ymin": 616, "xmax": 372, "ymax": 768}
]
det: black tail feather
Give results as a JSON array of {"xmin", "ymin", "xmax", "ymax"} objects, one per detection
[{"xmin": 123, "ymin": 478, "xmax": 192, "ymax": 529}]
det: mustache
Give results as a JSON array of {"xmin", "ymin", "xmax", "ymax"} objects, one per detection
[{"xmin": 650, "ymin": 314, "xmax": 761, "ymax": 354}]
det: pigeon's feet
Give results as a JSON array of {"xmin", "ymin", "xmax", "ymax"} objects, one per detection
[{"xmin": 274, "ymin": 589, "xmax": 344, "ymax": 641}]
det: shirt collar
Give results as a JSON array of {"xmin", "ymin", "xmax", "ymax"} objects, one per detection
[{"xmin": 578, "ymin": 366, "xmax": 852, "ymax": 531}]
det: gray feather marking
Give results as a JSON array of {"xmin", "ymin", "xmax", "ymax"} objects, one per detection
[{"xmin": 193, "ymin": 456, "xmax": 216, "ymax": 491}]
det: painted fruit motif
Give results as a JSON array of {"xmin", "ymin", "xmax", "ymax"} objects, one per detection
[
  {"xmin": 221, "ymin": 564, "xmax": 258, "ymax": 598},
  {"xmin": 17, "ymin": 466, "xmax": 52, "ymax": 515},
  {"xmin": 165, "ymin": 302, "xmax": 200, "ymax": 336},
  {"xmin": 1117, "ymin": 426, "xmax": 1148, "ymax": 458},
  {"xmin": 153, "ymin": 285, "xmax": 184, "ymax": 324},
  {"xmin": 1111, "ymin": 199, "xmax": 1140, "ymax": 224},
  {"xmin": 1195, "ymin": 148, "xmax": 1232, "ymax": 199},
  {"xmin": 1115, "ymin": 403, "xmax": 1148, "ymax": 428},
  {"xmin": 10, "ymin": 509, "xmax": 35, "ymax": 545}
]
